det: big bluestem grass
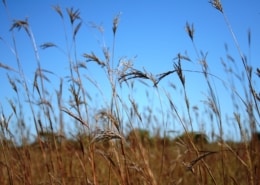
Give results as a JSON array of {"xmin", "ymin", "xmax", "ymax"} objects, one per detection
[{"xmin": 0, "ymin": 0, "xmax": 259, "ymax": 185}]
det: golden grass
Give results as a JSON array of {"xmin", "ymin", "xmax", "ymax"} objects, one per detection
[
  {"xmin": 0, "ymin": 0, "xmax": 259, "ymax": 184},
  {"xmin": 1, "ymin": 136, "xmax": 260, "ymax": 184}
]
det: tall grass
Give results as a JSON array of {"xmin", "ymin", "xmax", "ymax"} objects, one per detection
[{"xmin": 0, "ymin": 0, "xmax": 259, "ymax": 184}]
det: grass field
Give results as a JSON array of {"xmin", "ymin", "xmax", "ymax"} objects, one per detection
[
  {"xmin": 1, "ymin": 132, "xmax": 260, "ymax": 184},
  {"xmin": 1, "ymin": 1, "xmax": 260, "ymax": 184}
]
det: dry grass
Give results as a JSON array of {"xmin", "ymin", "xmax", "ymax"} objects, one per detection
[{"xmin": 0, "ymin": 0, "xmax": 260, "ymax": 184}]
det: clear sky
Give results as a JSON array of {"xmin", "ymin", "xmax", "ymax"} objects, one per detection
[{"xmin": 0, "ymin": 1, "xmax": 260, "ymax": 141}]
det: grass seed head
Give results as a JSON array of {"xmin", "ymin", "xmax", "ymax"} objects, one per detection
[
  {"xmin": 90, "ymin": 130, "xmax": 122, "ymax": 144},
  {"xmin": 209, "ymin": 0, "xmax": 223, "ymax": 13},
  {"xmin": 113, "ymin": 12, "xmax": 121, "ymax": 35},
  {"xmin": 52, "ymin": 5, "xmax": 63, "ymax": 18},
  {"xmin": 66, "ymin": 7, "xmax": 81, "ymax": 25},
  {"xmin": 185, "ymin": 22, "xmax": 194, "ymax": 41}
]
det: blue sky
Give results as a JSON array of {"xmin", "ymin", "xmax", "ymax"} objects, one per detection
[{"xmin": 0, "ymin": 1, "xmax": 260, "ymax": 140}]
